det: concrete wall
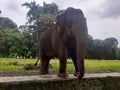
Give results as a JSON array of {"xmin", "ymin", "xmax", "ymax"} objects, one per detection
[{"xmin": 0, "ymin": 74, "xmax": 120, "ymax": 90}]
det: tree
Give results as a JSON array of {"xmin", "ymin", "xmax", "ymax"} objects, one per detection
[
  {"xmin": 9, "ymin": 31, "xmax": 36, "ymax": 58},
  {"xmin": 0, "ymin": 29, "xmax": 14, "ymax": 57},
  {"xmin": 22, "ymin": 1, "xmax": 59, "ymax": 58},
  {"xmin": 117, "ymin": 48, "xmax": 120, "ymax": 59},
  {"xmin": 103, "ymin": 37, "xmax": 118, "ymax": 59},
  {"xmin": 0, "ymin": 28, "xmax": 36, "ymax": 58},
  {"xmin": 0, "ymin": 17, "xmax": 18, "ymax": 57},
  {"xmin": 42, "ymin": 2, "xmax": 59, "ymax": 15},
  {"xmin": 0, "ymin": 16, "xmax": 36, "ymax": 58},
  {"xmin": 92, "ymin": 39, "xmax": 105, "ymax": 59},
  {"xmin": 22, "ymin": 1, "xmax": 42, "ymax": 24},
  {"xmin": 0, "ymin": 17, "xmax": 17, "ymax": 30},
  {"xmin": 0, "ymin": 10, "xmax": 1, "ymax": 15},
  {"xmin": 85, "ymin": 35, "xmax": 94, "ymax": 59},
  {"xmin": 85, "ymin": 37, "xmax": 119, "ymax": 60},
  {"xmin": 22, "ymin": 1, "xmax": 59, "ymax": 33}
]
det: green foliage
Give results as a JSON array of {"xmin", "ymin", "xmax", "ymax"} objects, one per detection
[
  {"xmin": 0, "ymin": 10, "xmax": 1, "ymax": 15},
  {"xmin": 102, "ymin": 38, "xmax": 118, "ymax": 59},
  {"xmin": 0, "ymin": 29, "xmax": 17, "ymax": 57},
  {"xmin": 0, "ymin": 29, "xmax": 36, "ymax": 58},
  {"xmin": 117, "ymin": 48, "xmax": 120, "ymax": 59},
  {"xmin": 36, "ymin": 14, "xmax": 56, "ymax": 33},
  {"xmin": 0, "ymin": 17, "xmax": 19, "ymax": 57},
  {"xmin": 0, "ymin": 17, "xmax": 17, "ymax": 30},
  {"xmin": 0, "ymin": 10, "xmax": 36, "ymax": 58},
  {"xmin": 9, "ymin": 31, "xmax": 36, "ymax": 58},
  {"xmin": 42, "ymin": 2, "xmax": 59, "ymax": 15},
  {"xmin": 22, "ymin": 1, "xmax": 59, "ymax": 32},
  {"xmin": 22, "ymin": 1, "xmax": 42, "ymax": 23},
  {"xmin": 86, "ymin": 36, "xmax": 119, "ymax": 60},
  {"xmin": 85, "ymin": 35, "xmax": 94, "ymax": 58}
]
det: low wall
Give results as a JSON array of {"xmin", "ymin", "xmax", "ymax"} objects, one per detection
[{"xmin": 0, "ymin": 73, "xmax": 120, "ymax": 90}]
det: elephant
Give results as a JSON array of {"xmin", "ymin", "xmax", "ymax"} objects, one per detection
[{"xmin": 39, "ymin": 7, "xmax": 88, "ymax": 79}]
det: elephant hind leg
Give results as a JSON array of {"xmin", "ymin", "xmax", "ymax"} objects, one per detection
[
  {"xmin": 40, "ymin": 57, "xmax": 46, "ymax": 75},
  {"xmin": 45, "ymin": 56, "xmax": 51, "ymax": 74}
]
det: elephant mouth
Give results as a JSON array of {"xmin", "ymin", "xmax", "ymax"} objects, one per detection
[{"xmin": 65, "ymin": 36, "xmax": 76, "ymax": 48}]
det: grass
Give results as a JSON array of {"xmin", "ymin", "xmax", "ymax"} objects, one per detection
[
  {"xmin": 0, "ymin": 58, "xmax": 120, "ymax": 73},
  {"xmin": 0, "ymin": 58, "xmax": 38, "ymax": 72},
  {"xmin": 85, "ymin": 60, "xmax": 120, "ymax": 73}
]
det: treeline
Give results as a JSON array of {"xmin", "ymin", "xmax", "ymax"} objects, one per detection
[
  {"xmin": 0, "ymin": 18, "xmax": 36, "ymax": 58},
  {"xmin": 0, "ymin": 1, "xmax": 120, "ymax": 59},
  {"xmin": 86, "ymin": 36, "xmax": 120, "ymax": 59}
]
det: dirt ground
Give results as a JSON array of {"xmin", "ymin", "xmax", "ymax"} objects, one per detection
[{"xmin": 0, "ymin": 72, "xmax": 40, "ymax": 77}]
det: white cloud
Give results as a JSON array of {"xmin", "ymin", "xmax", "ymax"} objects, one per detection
[
  {"xmin": 6, "ymin": 0, "xmax": 19, "ymax": 12},
  {"xmin": 90, "ymin": 0, "xmax": 120, "ymax": 18},
  {"xmin": 83, "ymin": 0, "xmax": 120, "ymax": 46},
  {"xmin": 101, "ymin": 0, "xmax": 120, "ymax": 18}
]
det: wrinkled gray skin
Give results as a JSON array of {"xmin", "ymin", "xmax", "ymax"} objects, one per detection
[{"xmin": 39, "ymin": 7, "xmax": 88, "ymax": 79}]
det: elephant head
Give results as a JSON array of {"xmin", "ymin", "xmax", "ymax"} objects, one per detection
[{"xmin": 56, "ymin": 7, "xmax": 88, "ymax": 79}]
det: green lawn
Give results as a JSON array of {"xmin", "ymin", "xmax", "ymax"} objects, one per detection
[{"xmin": 0, "ymin": 58, "xmax": 120, "ymax": 73}]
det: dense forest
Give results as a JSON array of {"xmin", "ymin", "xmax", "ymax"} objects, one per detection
[{"xmin": 0, "ymin": 2, "xmax": 120, "ymax": 59}]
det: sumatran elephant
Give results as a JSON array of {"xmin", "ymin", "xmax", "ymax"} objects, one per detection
[{"xmin": 39, "ymin": 7, "xmax": 88, "ymax": 79}]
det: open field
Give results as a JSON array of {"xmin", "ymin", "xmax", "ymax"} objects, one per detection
[{"xmin": 0, "ymin": 58, "xmax": 120, "ymax": 74}]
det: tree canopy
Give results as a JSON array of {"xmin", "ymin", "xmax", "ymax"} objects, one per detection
[
  {"xmin": 21, "ymin": 1, "xmax": 59, "ymax": 35},
  {"xmin": 0, "ymin": 17, "xmax": 17, "ymax": 30},
  {"xmin": 0, "ymin": 10, "xmax": 1, "ymax": 15},
  {"xmin": 86, "ymin": 37, "xmax": 118, "ymax": 59}
]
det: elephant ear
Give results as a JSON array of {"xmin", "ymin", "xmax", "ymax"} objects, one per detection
[
  {"xmin": 55, "ymin": 25, "xmax": 61, "ymax": 32},
  {"xmin": 56, "ymin": 13, "xmax": 72, "ymax": 31},
  {"xmin": 56, "ymin": 14, "xmax": 66, "ymax": 30},
  {"xmin": 56, "ymin": 14, "xmax": 67, "ymax": 36}
]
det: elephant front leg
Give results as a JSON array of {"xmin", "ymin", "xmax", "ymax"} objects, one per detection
[
  {"xmin": 58, "ymin": 58, "xmax": 68, "ymax": 78},
  {"xmin": 71, "ymin": 49, "xmax": 79, "ymax": 76},
  {"xmin": 57, "ymin": 46, "xmax": 68, "ymax": 78},
  {"xmin": 72, "ymin": 57, "xmax": 79, "ymax": 76}
]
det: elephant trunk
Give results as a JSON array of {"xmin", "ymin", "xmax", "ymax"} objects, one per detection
[
  {"xmin": 72, "ymin": 16, "xmax": 88, "ymax": 79},
  {"xmin": 76, "ymin": 37, "xmax": 86, "ymax": 79}
]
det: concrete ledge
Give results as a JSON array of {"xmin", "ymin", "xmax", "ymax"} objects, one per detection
[{"xmin": 0, "ymin": 73, "xmax": 120, "ymax": 90}]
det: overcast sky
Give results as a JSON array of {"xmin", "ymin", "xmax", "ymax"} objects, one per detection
[{"xmin": 0, "ymin": 0, "xmax": 120, "ymax": 47}]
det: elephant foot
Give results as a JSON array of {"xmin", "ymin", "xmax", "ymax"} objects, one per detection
[
  {"xmin": 57, "ymin": 73, "xmax": 68, "ymax": 78},
  {"xmin": 40, "ymin": 70, "xmax": 48, "ymax": 75},
  {"xmin": 74, "ymin": 72, "xmax": 79, "ymax": 76},
  {"xmin": 40, "ymin": 72, "xmax": 46, "ymax": 75},
  {"xmin": 74, "ymin": 72, "xmax": 84, "ymax": 79}
]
